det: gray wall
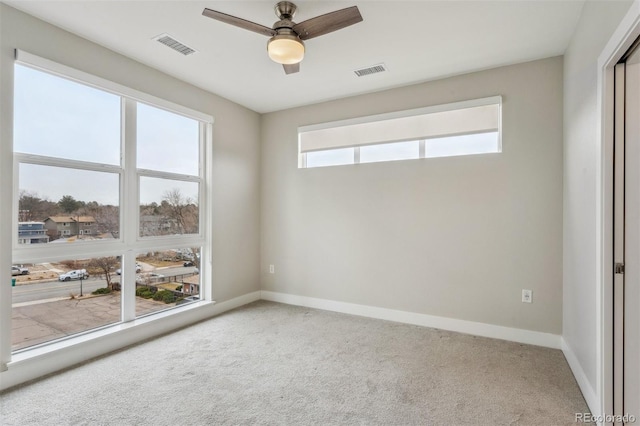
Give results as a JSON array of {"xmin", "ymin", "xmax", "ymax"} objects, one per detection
[
  {"xmin": 0, "ymin": 4, "xmax": 262, "ymax": 303},
  {"xmin": 563, "ymin": 0, "xmax": 633, "ymax": 399},
  {"xmin": 261, "ymin": 57, "xmax": 564, "ymax": 334}
]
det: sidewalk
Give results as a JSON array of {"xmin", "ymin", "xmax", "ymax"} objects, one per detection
[{"xmin": 12, "ymin": 293, "xmax": 170, "ymax": 351}]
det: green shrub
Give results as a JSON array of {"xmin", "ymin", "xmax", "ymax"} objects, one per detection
[
  {"xmin": 152, "ymin": 290, "xmax": 176, "ymax": 304},
  {"xmin": 136, "ymin": 287, "xmax": 148, "ymax": 297},
  {"xmin": 162, "ymin": 292, "xmax": 176, "ymax": 304},
  {"xmin": 92, "ymin": 288, "xmax": 111, "ymax": 295},
  {"xmin": 175, "ymin": 285, "xmax": 182, "ymax": 292},
  {"xmin": 140, "ymin": 290, "xmax": 154, "ymax": 299}
]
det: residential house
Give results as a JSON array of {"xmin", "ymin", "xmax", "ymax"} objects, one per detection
[
  {"xmin": 181, "ymin": 274, "xmax": 200, "ymax": 296},
  {"xmin": 17, "ymin": 222, "xmax": 49, "ymax": 245},
  {"xmin": 43, "ymin": 216, "xmax": 97, "ymax": 239},
  {"xmin": 139, "ymin": 214, "xmax": 178, "ymax": 237}
]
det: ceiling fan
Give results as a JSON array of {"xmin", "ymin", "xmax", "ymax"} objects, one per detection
[{"xmin": 202, "ymin": 2, "xmax": 363, "ymax": 75}]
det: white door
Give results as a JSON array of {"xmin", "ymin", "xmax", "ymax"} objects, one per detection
[{"xmin": 615, "ymin": 43, "xmax": 640, "ymax": 423}]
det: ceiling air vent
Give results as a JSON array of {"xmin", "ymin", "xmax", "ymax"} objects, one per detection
[
  {"xmin": 354, "ymin": 63, "xmax": 387, "ymax": 77},
  {"xmin": 153, "ymin": 34, "xmax": 196, "ymax": 56}
]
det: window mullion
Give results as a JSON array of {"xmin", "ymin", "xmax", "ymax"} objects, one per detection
[
  {"xmin": 202, "ymin": 122, "xmax": 213, "ymax": 301},
  {"xmin": 137, "ymin": 169, "xmax": 201, "ymax": 183},
  {"xmin": 121, "ymin": 98, "xmax": 137, "ymax": 322},
  {"xmin": 13, "ymin": 154, "xmax": 122, "ymax": 174}
]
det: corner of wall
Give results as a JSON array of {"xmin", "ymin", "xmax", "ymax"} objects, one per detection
[{"xmin": 562, "ymin": 337, "xmax": 599, "ymax": 415}]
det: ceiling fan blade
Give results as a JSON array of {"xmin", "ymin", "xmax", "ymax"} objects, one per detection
[
  {"xmin": 293, "ymin": 6, "xmax": 363, "ymax": 41},
  {"xmin": 202, "ymin": 8, "xmax": 276, "ymax": 37},
  {"xmin": 283, "ymin": 63, "xmax": 300, "ymax": 74}
]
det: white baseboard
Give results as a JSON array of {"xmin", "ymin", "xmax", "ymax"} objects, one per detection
[
  {"xmin": 261, "ymin": 291, "xmax": 562, "ymax": 349},
  {"xmin": 562, "ymin": 337, "xmax": 599, "ymax": 416},
  {"xmin": 210, "ymin": 291, "xmax": 261, "ymax": 315}
]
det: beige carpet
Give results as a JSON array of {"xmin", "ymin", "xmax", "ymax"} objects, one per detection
[{"xmin": 0, "ymin": 300, "xmax": 589, "ymax": 425}]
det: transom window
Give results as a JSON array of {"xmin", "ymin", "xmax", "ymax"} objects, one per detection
[
  {"xmin": 298, "ymin": 97, "xmax": 502, "ymax": 168},
  {"xmin": 10, "ymin": 51, "xmax": 212, "ymax": 353}
]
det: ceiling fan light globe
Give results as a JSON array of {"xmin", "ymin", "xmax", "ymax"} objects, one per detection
[{"xmin": 267, "ymin": 36, "xmax": 304, "ymax": 64}]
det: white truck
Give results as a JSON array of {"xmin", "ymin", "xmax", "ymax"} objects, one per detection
[
  {"xmin": 58, "ymin": 269, "xmax": 89, "ymax": 281},
  {"xmin": 11, "ymin": 265, "xmax": 29, "ymax": 276}
]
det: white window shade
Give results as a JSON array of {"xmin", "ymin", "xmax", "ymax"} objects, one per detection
[{"xmin": 299, "ymin": 97, "xmax": 501, "ymax": 153}]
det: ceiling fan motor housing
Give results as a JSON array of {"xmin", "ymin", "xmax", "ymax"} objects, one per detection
[{"xmin": 275, "ymin": 1, "xmax": 297, "ymax": 20}]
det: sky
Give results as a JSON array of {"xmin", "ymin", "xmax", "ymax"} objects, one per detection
[{"xmin": 14, "ymin": 64, "xmax": 200, "ymax": 206}]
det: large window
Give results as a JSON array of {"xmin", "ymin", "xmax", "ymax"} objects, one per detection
[
  {"xmin": 298, "ymin": 97, "xmax": 501, "ymax": 168},
  {"xmin": 9, "ymin": 51, "xmax": 212, "ymax": 353}
]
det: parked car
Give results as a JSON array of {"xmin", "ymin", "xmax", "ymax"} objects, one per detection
[
  {"xmin": 116, "ymin": 263, "xmax": 142, "ymax": 275},
  {"xmin": 59, "ymin": 269, "xmax": 89, "ymax": 281},
  {"xmin": 176, "ymin": 295, "xmax": 199, "ymax": 306},
  {"xmin": 11, "ymin": 265, "xmax": 29, "ymax": 276},
  {"xmin": 183, "ymin": 261, "xmax": 194, "ymax": 267},
  {"xmin": 136, "ymin": 272, "xmax": 165, "ymax": 283}
]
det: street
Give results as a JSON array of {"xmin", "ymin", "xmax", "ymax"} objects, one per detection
[
  {"xmin": 12, "ymin": 265, "xmax": 199, "ymax": 304},
  {"xmin": 13, "ymin": 278, "xmax": 104, "ymax": 304}
]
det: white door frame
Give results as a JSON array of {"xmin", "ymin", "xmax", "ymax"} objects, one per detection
[
  {"xmin": 613, "ymin": 61, "xmax": 625, "ymax": 420},
  {"xmin": 598, "ymin": 1, "xmax": 640, "ymax": 420}
]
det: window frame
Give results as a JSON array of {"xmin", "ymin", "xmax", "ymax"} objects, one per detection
[
  {"xmin": 5, "ymin": 50, "xmax": 214, "ymax": 359},
  {"xmin": 298, "ymin": 96, "xmax": 502, "ymax": 168}
]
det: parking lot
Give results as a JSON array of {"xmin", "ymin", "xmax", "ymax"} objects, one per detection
[{"xmin": 12, "ymin": 293, "xmax": 167, "ymax": 351}]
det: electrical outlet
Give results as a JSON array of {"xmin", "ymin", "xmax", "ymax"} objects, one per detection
[
  {"xmin": 522, "ymin": 289, "xmax": 532, "ymax": 303},
  {"xmin": 269, "ymin": 264, "xmax": 275, "ymax": 274}
]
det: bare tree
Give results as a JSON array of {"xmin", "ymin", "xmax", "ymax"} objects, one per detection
[
  {"xmin": 78, "ymin": 203, "xmax": 119, "ymax": 236},
  {"xmin": 161, "ymin": 189, "xmax": 200, "ymax": 269},
  {"xmin": 88, "ymin": 257, "xmax": 119, "ymax": 291},
  {"xmin": 161, "ymin": 188, "xmax": 198, "ymax": 234}
]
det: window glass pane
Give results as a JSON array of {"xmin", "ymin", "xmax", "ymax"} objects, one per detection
[
  {"xmin": 11, "ymin": 256, "xmax": 122, "ymax": 351},
  {"xmin": 306, "ymin": 148, "xmax": 354, "ymax": 168},
  {"xmin": 360, "ymin": 140, "xmax": 420, "ymax": 164},
  {"xmin": 139, "ymin": 177, "xmax": 199, "ymax": 237},
  {"xmin": 134, "ymin": 249, "xmax": 200, "ymax": 317},
  {"xmin": 137, "ymin": 103, "xmax": 199, "ymax": 175},
  {"xmin": 19, "ymin": 164, "xmax": 120, "ymax": 242},
  {"xmin": 13, "ymin": 65, "xmax": 121, "ymax": 165},
  {"xmin": 425, "ymin": 132, "xmax": 500, "ymax": 158}
]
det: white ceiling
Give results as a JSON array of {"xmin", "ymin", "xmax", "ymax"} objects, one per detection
[{"xmin": 4, "ymin": 0, "xmax": 585, "ymax": 113}]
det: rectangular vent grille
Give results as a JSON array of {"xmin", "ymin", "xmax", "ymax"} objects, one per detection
[
  {"xmin": 154, "ymin": 34, "xmax": 196, "ymax": 56},
  {"xmin": 354, "ymin": 64, "xmax": 387, "ymax": 77}
]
